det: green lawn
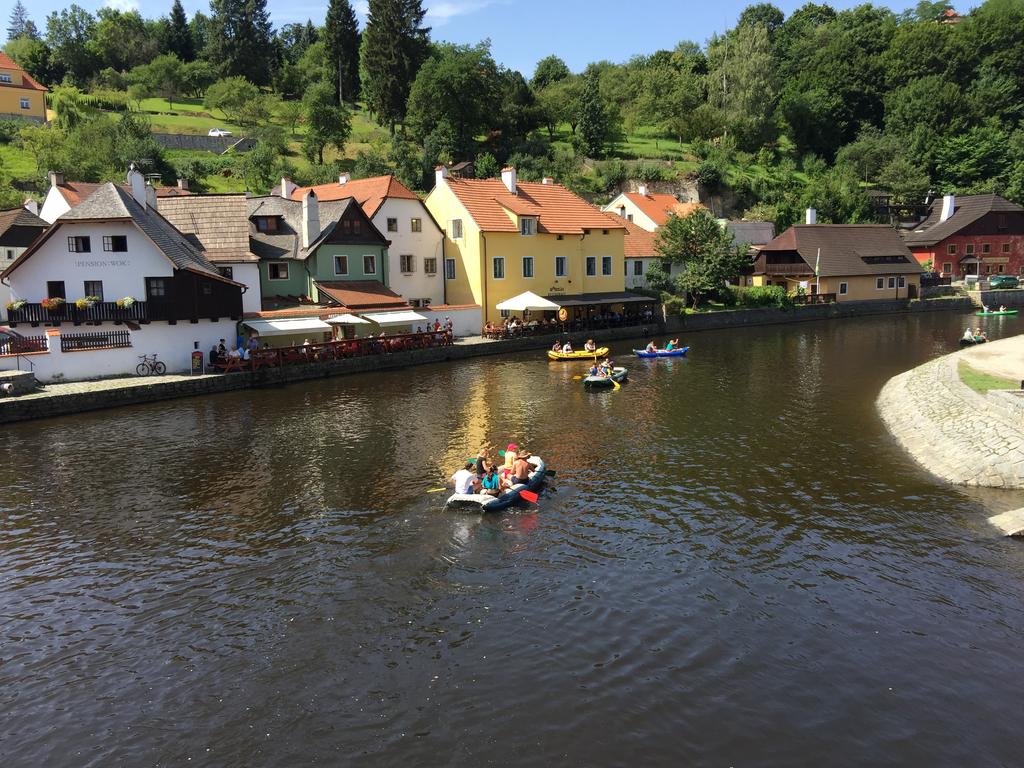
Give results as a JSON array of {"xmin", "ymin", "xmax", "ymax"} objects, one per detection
[
  {"xmin": 958, "ymin": 360, "xmax": 1018, "ymax": 394},
  {"xmin": 0, "ymin": 142, "xmax": 37, "ymax": 181}
]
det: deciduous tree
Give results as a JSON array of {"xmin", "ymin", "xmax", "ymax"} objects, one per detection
[{"xmin": 301, "ymin": 80, "xmax": 351, "ymax": 164}]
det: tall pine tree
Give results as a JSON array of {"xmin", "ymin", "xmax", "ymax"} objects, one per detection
[
  {"xmin": 360, "ymin": 0, "xmax": 430, "ymax": 131},
  {"xmin": 324, "ymin": 0, "xmax": 360, "ymax": 105},
  {"xmin": 7, "ymin": 1, "xmax": 33, "ymax": 40},
  {"xmin": 206, "ymin": 0, "xmax": 274, "ymax": 86},
  {"xmin": 165, "ymin": 0, "xmax": 195, "ymax": 62},
  {"xmin": 576, "ymin": 70, "xmax": 611, "ymax": 158}
]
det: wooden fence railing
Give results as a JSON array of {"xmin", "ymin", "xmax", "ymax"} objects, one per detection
[
  {"xmin": 60, "ymin": 330, "xmax": 133, "ymax": 352},
  {"xmin": 0, "ymin": 334, "xmax": 48, "ymax": 355}
]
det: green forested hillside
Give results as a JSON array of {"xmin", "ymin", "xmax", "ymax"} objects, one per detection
[{"xmin": 2, "ymin": 0, "xmax": 1024, "ymax": 231}]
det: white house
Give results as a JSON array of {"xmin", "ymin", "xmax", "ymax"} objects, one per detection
[
  {"xmin": 282, "ymin": 174, "xmax": 445, "ymax": 307},
  {"xmin": 157, "ymin": 194, "xmax": 262, "ymax": 315},
  {"xmin": 607, "ymin": 213, "xmax": 661, "ymax": 290},
  {"xmin": 0, "ymin": 206, "xmax": 47, "ymax": 320},
  {"xmin": 0, "ymin": 171, "xmax": 243, "ymax": 381},
  {"xmin": 39, "ymin": 169, "xmax": 192, "ymax": 224},
  {"xmin": 603, "ymin": 187, "xmax": 705, "ymax": 232}
]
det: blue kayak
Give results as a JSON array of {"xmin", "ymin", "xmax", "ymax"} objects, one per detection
[{"xmin": 634, "ymin": 346, "xmax": 689, "ymax": 358}]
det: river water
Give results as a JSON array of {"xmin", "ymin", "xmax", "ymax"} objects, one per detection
[{"xmin": 3, "ymin": 311, "xmax": 1024, "ymax": 766}]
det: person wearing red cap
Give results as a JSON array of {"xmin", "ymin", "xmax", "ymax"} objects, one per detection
[{"xmin": 501, "ymin": 443, "xmax": 518, "ymax": 487}]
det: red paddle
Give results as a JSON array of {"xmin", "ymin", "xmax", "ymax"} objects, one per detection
[{"xmin": 519, "ymin": 490, "xmax": 539, "ymax": 503}]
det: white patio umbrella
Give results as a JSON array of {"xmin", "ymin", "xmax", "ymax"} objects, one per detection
[{"xmin": 495, "ymin": 291, "xmax": 561, "ymax": 312}]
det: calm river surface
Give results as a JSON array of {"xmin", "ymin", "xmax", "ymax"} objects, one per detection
[{"xmin": 3, "ymin": 311, "xmax": 1024, "ymax": 766}]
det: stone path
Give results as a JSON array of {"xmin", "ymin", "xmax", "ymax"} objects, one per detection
[
  {"xmin": 877, "ymin": 334, "xmax": 1024, "ymax": 489},
  {"xmin": 7, "ymin": 373, "xmax": 219, "ymax": 401}
]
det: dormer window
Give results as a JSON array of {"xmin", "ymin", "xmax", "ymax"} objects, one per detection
[
  {"xmin": 0, "ymin": 74, "xmax": 11, "ymax": 83},
  {"xmin": 520, "ymin": 217, "xmax": 537, "ymax": 236},
  {"xmin": 254, "ymin": 216, "xmax": 279, "ymax": 233}
]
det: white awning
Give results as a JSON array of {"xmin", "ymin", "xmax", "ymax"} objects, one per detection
[
  {"xmin": 495, "ymin": 291, "xmax": 561, "ymax": 312},
  {"xmin": 326, "ymin": 313, "xmax": 370, "ymax": 324},
  {"xmin": 242, "ymin": 317, "xmax": 332, "ymax": 336},
  {"xmin": 361, "ymin": 310, "xmax": 429, "ymax": 325}
]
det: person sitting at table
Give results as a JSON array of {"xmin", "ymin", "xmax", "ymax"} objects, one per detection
[
  {"xmin": 241, "ymin": 345, "xmax": 251, "ymax": 361},
  {"xmin": 209, "ymin": 344, "xmax": 220, "ymax": 365},
  {"xmin": 562, "ymin": 340, "xmax": 573, "ymax": 353},
  {"xmin": 227, "ymin": 346, "xmax": 241, "ymax": 360},
  {"xmin": 217, "ymin": 339, "xmax": 227, "ymax": 358},
  {"xmin": 434, "ymin": 319, "xmax": 442, "ymax": 332},
  {"xmin": 584, "ymin": 339, "xmax": 597, "ymax": 352},
  {"xmin": 247, "ymin": 336, "xmax": 260, "ymax": 354}
]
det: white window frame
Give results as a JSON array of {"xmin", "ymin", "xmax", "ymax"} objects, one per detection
[
  {"xmin": 982, "ymin": 243, "xmax": 991, "ymax": 254},
  {"xmin": 445, "ymin": 258, "xmax": 456, "ymax": 280},
  {"xmin": 268, "ymin": 262, "xmax": 289, "ymax": 281},
  {"xmin": 400, "ymin": 254, "xmax": 415, "ymax": 273},
  {"xmin": 450, "ymin": 219, "xmax": 463, "ymax": 239},
  {"xmin": 5, "ymin": 248, "xmax": 13, "ymax": 260},
  {"xmin": 887, "ymin": 276, "xmax": 896, "ymax": 289},
  {"xmin": 601, "ymin": 256, "xmax": 612, "ymax": 276},
  {"xmin": 424, "ymin": 257, "xmax": 437, "ymax": 275},
  {"xmin": 586, "ymin": 256, "xmax": 596, "ymax": 276},
  {"xmin": 942, "ymin": 262, "xmax": 952, "ymax": 274},
  {"xmin": 411, "ymin": 218, "xmax": 422, "ymax": 233},
  {"xmin": 387, "ymin": 217, "xmax": 398, "ymax": 232},
  {"xmin": 499, "ymin": 309, "xmax": 510, "ymax": 318},
  {"xmin": 520, "ymin": 217, "xmax": 536, "ymax": 236},
  {"xmin": 839, "ymin": 281, "xmax": 848, "ymax": 295},
  {"xmin": 898, "ymin": 276, "xmax": 906, "ymax": 288},
  {"xmin": 334, "ymin": 255, "xmax": 348, "ymax": 275},
  {"xmin": 947, "ymin": 244, "xmax": 957, "ymax": 255},
  {"xmin": 19, "ymin": 97, "xmax": 29, "ymax": 109},
  {"xmin": 492, "ymin": 256, "xmax": 505, "ymax": 280},
  {"xmin": 555, "ymin": 256, "xmax": 567, "ymax": 277},
  {"xmin": 363, "ymin": 254, "xmax": 377, "ymax": 275},
  {"xmin": 0, "ymin": 74, "xmax": 11, "ymax": 83},
  {"xmin": 522, "ymin": 256, "xmax": 534, "ymax": 278},
  {"xmin": 965, "ymin": 244, "xmax": 975, "ymax": 255},
  {"xmin": 1002, "ymin": 243, "xmax": 1011, "ymax": 253},
  {"xmin": 876, "ymin": 277, "xmax": 884, "ymax": 290}
]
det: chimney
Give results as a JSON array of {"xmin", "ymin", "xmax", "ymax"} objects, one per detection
[
  {"xmin": 127, "ymin": 164, "xmax": 147, "ymax": 208},
  {"xmin": 23, "ymin": 199, "xmax": 38, "ymax": 215},
  {"xmin": 542, "ymin": 176, "xmax": 554, "ymax": 185},
  {"xmin": 278, "ymin": 176, "xmax": 296, "ymax": 199},
  {"xmin": 435, "ymin": 164, "xmax": 448, "ymax": 189},
  {"xmin": 939, "ymin": 194, "xmax": 955, "ymax": 223},
  {"xmin": 302, "ymin": 190, "xmax": 320, "ymax": 249},
  {"xmin": 47, "ymin": 170, "xmax": 64, "ymax": 189},
  {"xmin": 638, "ymin": 184, "xmax": 648, "ymax": 197},
  {"xmin": 338, "ymin": 173, "xmax": 350, "ymax": 186},
  {"xmin": 177, "ymin": 178, "xmax": 189, "ymax": 191},
  {"xmin": 618, "ymin": 205, "xmax": 627, "ymax": 218},
  {"xmin": 805, "ymin": 207, "xmax": 817, "ymax": 225},
  {"xmin": 501, "ymin": 166, "xmax": 517, "ymax": 195}
]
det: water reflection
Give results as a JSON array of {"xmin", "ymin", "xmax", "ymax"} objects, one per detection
[{"xmin": 2, "ymin": 311, "xmax": 1024, "ymax": 766}]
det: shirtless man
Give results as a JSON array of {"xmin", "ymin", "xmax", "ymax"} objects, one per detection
[{"xmin": 510, "ymin": 450, "xmax": 532, "ymax": 486}]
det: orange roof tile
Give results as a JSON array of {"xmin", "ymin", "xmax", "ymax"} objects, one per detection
[
  {"xmin": 609, "ymin": 214, "xmax": 659, "ymax": 258},
  {"xmin": 445, "ymin": 177, "xmax": 624, "ymax": 235},
  {"xmin": 622, "ymin": 192, "xmax": 680, "ymax": 226},
  {"xmin": 315, "ymin": 280, "xmax": 411, "ymax": 311},
  {"xmin": 0, "ymin": 52, "xmax": 47, "ymax": 92},
  {"xmin": 670, "ymin": 201, "xmax": 708, "ymax": 219},
  {"xmin": 291, "ymin": 175, "xmax": 419, "ymax": 218}
]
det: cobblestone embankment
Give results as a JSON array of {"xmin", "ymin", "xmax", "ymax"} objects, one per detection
[{"xmin": 877, "ymin": 337, "xmax": 1024, "ymax": 490}]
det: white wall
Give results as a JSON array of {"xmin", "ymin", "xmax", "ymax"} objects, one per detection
[
  {"xmin": 0, "ymin": 320, "xmax": 240, "ymax": 381},
  {"xmin": 418, "ymin": 306, "xmax": 482, "ymax": 337},
  {"xmin": 625, "ymin": 258, "xmax": 657, "ymax": 289},
  {"xmin": 9, "ymin": 221, "xmax": 173, "ymax": 302},
  {"xmin": 602, "ymin": 194, "xmax": 659, "ymax": 232},
  {"xmin": 230, "ymin": 262, "xmax": 262, "ymax": 314},
  {"xmin": 373, "ymin": 199, "xmax": 444, "ymax": 305},
  {"xmin": 39, "ymin": 187, "xmax": 71, "ymax": 225},
  {"xmin": 0, "ymin": 244, "xmax": 28, "ymax": 321}
]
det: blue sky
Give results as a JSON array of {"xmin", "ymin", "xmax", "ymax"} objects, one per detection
[{"xmin": 47, "ymin": 0, "xmax": 920, "ymax": 75}]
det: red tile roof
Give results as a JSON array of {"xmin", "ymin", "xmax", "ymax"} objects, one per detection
[
  {"xmin": 315, "ymin": 280, "xmax": 411, "ymax": 311},
  {"xmin": 622, "ymin": 192, "xmax": 681, "ymax": 227},
  {"xmin": 444, "ymin": 177, "xmax": 623, "ymax": 235},
  {"xmin": 291, "ymin": 175, "xmax": 419, "ymax": 218},
  {"xmin": 609, "ymin": 213, "xmax": 659, "ymax": 257},
  {"xmin": 0, "ymin": 52, "xmax": 47, "ymax": 92}
]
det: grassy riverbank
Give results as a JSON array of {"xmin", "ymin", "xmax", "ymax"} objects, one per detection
[{"xmin": 957, "ymin": 361, "xmax": 1018, "ymax": 394}]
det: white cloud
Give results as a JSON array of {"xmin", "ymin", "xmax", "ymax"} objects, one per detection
[
  {"xmin": 425, "ymin": 0, "xmax": 501, "ymax": 25},
  {"xmin": 104, "ymin": 0, "xmax": 140, "ymax": 11}
]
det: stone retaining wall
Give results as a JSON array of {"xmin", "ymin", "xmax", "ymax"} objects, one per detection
[
  {"xmin": 877, "ymin": 343, "xmax": 1024, "ymax": 489},
  {"xmin": 0, "ymin": 370, "xmax": 37, "ymax": 396}
]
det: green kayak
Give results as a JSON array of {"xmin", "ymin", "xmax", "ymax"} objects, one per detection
[{"xmin": 976, "ymin": 309, "xmax": 1019, "ymax": 316}]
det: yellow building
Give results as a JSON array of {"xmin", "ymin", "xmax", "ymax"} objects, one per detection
[
  {"xmin": 0, "ymin": 52, "xmax": 47, "ymax": 122},
  {"xmin": 753, "ymin": 224, "xmax": 922, "ymax": 301},
  {"xmin": 426, "ymin": 166, "xmax": 639, "ymax": 324}
]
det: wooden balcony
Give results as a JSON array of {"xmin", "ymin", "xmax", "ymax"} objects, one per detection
[
  {"xmin": 755, "ymin": 262, "xmax": 814, "ymax": 276},
  {"xmin": 8, "ymin": 301, "xmax": 152, "ymax": 325}
]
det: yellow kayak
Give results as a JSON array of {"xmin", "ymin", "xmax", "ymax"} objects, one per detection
[{"xmin": 547, "ymin": 347, "xmax": 609, "ymax": 361}]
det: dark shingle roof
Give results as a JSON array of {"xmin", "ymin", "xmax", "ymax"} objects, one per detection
[
  {"xmin": 0, "ymin": 207, "xmax": 47, "ymax": 242},
  {"xmin": 59, "ymin": 184, "xmax": 222, "ymax": 276},
  {"xmin": 246, "ymin": 196, "xmax": 351, "ymax": 261},
  {"xmin": 904, "ymin": 194, "xmax": 1024, "ymax": 247},
  {"xmin": 760, "ymin": 225, "xmax": 920, "ymax": 277},
  {"xmin": 725, "ymin": 220, "xmax": 775, "ymax": 245}
]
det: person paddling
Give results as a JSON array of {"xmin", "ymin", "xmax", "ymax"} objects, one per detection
[
  {"xmin": 665, "ymin": 338, "xmax": 679, "ymax": 351},
  {"xmin": 645, "ymin": 340, "xmax": 658, "ymax": 353},
  {"xmin": 510, "ymin": 449, "xmax": 532, "ymax": 486}
]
